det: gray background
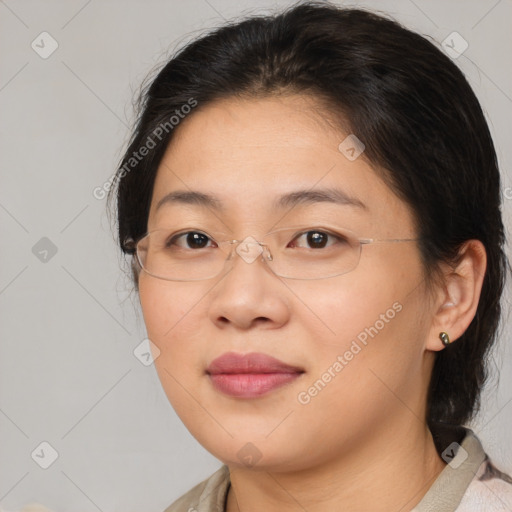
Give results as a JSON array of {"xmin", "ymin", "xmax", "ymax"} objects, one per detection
[{"xmin": 0, "ymin": 0, "xmax": 511, "ymax": 511}]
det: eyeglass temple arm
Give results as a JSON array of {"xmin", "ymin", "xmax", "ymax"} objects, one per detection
[{"xmin": 359, "ymin": 237, "xmax": 420, "ymax": 244}]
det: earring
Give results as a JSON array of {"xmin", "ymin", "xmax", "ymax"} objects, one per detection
[{"xmin": 439, "ymin": 332, "xmax": 451, "ymax": 347}]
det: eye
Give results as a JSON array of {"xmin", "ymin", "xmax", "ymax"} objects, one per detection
[
  {"xmin": 289, "ymin": 230, "xmax": 347, "ymax": 250},
  {"xmin": 166, "ymin": 231, "xmax": 217, "ymax": 250}
]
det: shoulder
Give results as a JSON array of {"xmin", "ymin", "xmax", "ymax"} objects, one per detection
[
  {"xmin": 455, "ymin": 456, "xmax": 512, "ymax": 512},
  {"xmin": 162, "ymin": 465, "xmax": 231, "ymax": 512},
  {"xmin": 414, "ymin": 423, "xmax": 512, "ymax": 512}
]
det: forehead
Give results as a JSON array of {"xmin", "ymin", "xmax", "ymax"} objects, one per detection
[{"xmin": 147, "ymin": 95, "xmax": 413, "ymax": 234}]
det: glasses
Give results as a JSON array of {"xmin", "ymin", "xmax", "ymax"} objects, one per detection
[{"xmin": 125, "ymin": 225, "xmax": 419, "ymax": 281}]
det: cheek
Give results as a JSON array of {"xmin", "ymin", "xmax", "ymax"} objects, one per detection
[
  {"xmin": 287, "ymin": 269, "xmax": 402, "ymax": 352},
  {"xmin": 139, "ymin": 275, "xmax": 194, "ymax": 339},
  {"xmin": 288, "ymin": 290, "xmax": 422, "ymax": 446},
  {"xmin": 138, "ymin": 276, "xmax": 203, "ymax": 370},
  {"xmin": 138, "ymin": 276, "xmax": 207, "ymax": 414},
  {"xmin": 293, "ymin": 249, "xmax": 427, "ymax": 387}
]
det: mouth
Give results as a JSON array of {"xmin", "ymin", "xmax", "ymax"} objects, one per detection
[{"xmin": 206, "ymin": 352, "xmax": 305, "ymax": 398}]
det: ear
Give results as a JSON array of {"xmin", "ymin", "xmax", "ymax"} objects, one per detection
[{"xmin": 426, "ymin": 240, "xmax": 487, "ymax": 352}]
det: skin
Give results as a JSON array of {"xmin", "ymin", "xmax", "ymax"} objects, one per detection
[{"xmin": 137, "ymin": 94, "xmax": 487, "ymax": 512}]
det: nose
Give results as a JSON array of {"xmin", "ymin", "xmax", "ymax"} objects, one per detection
[{"xmin": 207, "ymin": 238, "xmax": 290, "ymax": 331}]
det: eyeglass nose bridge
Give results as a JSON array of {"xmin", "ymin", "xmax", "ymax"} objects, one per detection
[{"xmin": 226, "ymin": 236, "xmax": 274, "ymax": 265}]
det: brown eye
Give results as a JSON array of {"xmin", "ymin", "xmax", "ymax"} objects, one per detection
[
  {"xmin": 290, "ymin": 230, "xmax": 345, "ymax": 250},
  {"xmin": 167, "ymin": 231, "xmax": 215, "ymax": 250}
]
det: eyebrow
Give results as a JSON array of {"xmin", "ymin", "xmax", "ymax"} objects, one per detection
[{"xmin": 155, "ymin": 187, "xmax": 368, "ymax": 213}]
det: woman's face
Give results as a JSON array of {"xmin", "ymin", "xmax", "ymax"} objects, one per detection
[{"xmin": 138, "ymin": 95, "xmax": 438, "ymax": 471}]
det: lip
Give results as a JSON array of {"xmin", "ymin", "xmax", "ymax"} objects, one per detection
[{"xmin": 206, "ymin": 352, "xmax": 304, "ymax": 398}]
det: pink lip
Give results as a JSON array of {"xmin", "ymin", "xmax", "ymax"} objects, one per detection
[{"xmin": 206, "ymin": 352, "xmax": 304, "ymax": 398}]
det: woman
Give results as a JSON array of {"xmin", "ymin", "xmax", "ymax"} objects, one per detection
[{"xmin": 108, "ymin": 2, "xmax": 512, "ymax": 510}]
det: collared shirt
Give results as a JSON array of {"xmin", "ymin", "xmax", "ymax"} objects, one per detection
[{"xmin": 163, "ymin": 423, "xmax": 512, "ymax": 512}]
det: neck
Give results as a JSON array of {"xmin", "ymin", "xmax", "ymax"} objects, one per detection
[{"xmin": 226, "ymin": 417, "xmax": 446, "ymax": 512}]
